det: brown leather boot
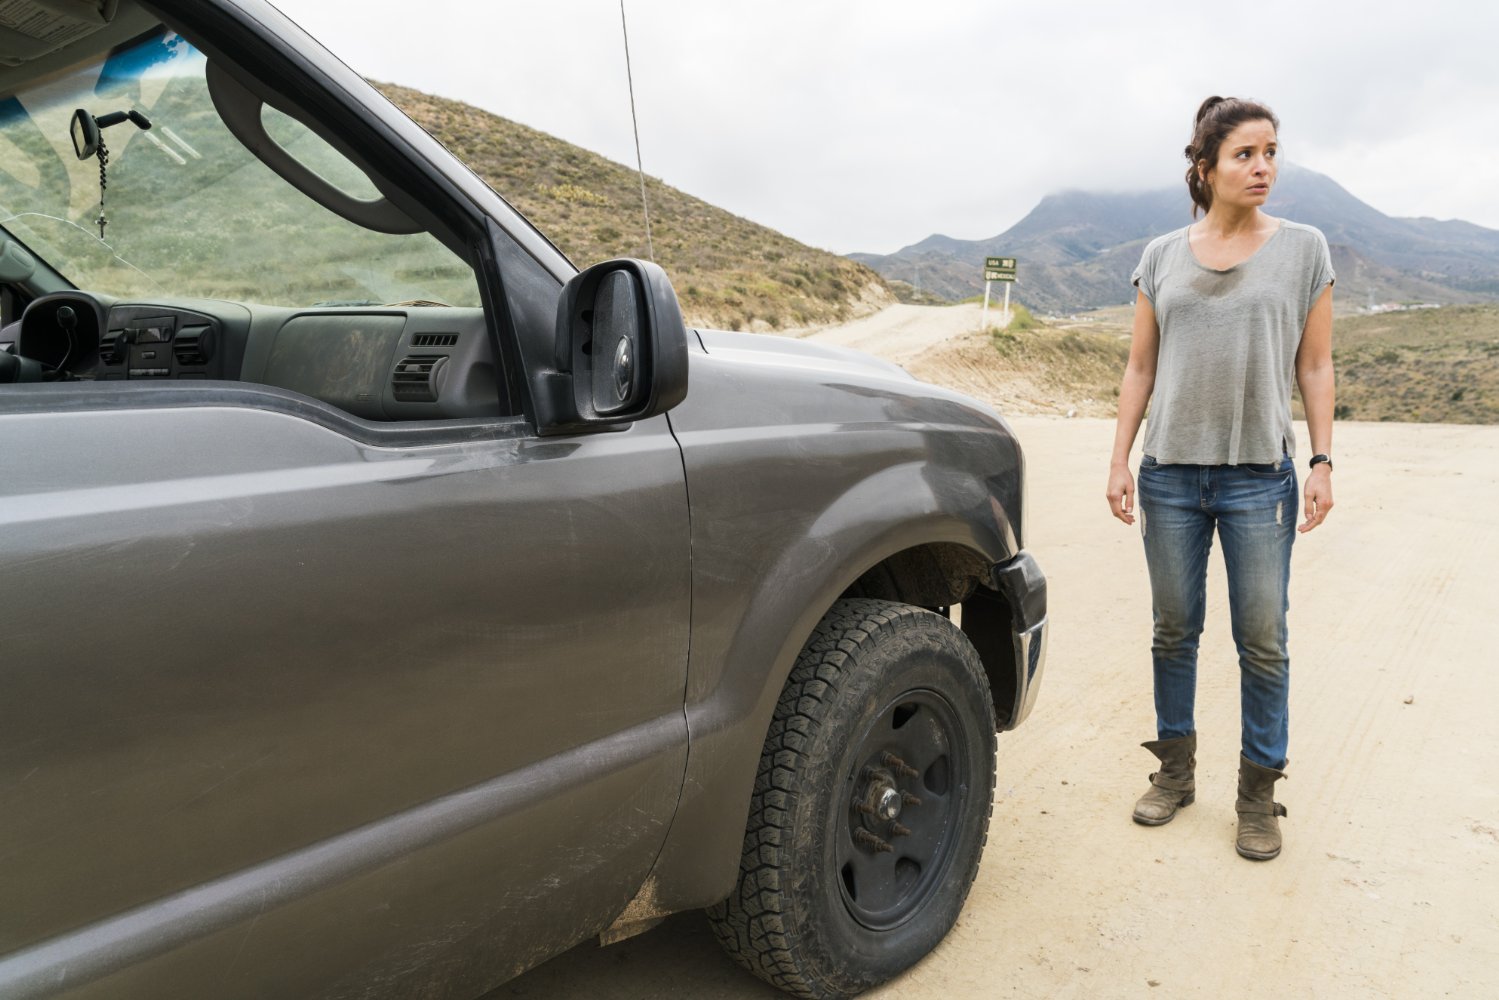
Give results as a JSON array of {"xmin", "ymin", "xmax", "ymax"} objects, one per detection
[
  {"xmin": 1235, "ymin": 754, "xmax": 1288, "ymax": 860},
  {"xmin": 1131, "ymin": 734, "xmax": 1196, "ymax": 826}
]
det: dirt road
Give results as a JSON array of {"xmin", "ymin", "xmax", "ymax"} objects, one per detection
[
  {"xmin": 502, "ymin": 320, "xmax": 1499, "ymax": 999},
  {"xmin": 796, "ymin": 302, "xmax": 990, "ymax": 364}
]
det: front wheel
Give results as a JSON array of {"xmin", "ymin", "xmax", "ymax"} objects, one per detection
[{"xmin": 707, "ymin": 599, "xmax": 997, "ymax": 999}]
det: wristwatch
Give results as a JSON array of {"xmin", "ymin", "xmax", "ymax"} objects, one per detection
[{"xmin": 1309, "ymin": 454, "xmax": 1333, "ymax": 472}]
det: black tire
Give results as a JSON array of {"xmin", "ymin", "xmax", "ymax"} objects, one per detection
[{"xmin": 707, "ymin": 598, "xmax": 997, "ymax": 999}]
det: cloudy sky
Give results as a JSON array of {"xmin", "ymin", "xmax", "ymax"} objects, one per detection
[{"xmin": 270, "ymin": 0, "xmax": 1499, "ymax": 257}]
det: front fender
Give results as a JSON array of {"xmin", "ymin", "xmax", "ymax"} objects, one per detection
[{"xmin": 636, "ymin": 347, "xmax": 1024, "ymax": 916}]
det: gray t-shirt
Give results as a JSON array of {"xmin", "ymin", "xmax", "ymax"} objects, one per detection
[{"xmin": 1132, "ymin": 219, "xmax": 1334, "ymax": 465}]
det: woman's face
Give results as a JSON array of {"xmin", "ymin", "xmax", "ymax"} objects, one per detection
[{"xmin": 1202, "ymin": 118, "xmax": 1278, "ymax": 211}]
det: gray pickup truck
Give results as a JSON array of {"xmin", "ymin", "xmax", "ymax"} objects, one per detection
[{"xmin": 0, "ymin": 3, "xmax": 1047, "ymax": 998}]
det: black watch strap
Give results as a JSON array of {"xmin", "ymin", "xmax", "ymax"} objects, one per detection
[{"xmin": 1309, "ymin": 454, "xmax": 1333, "ymax": 472}]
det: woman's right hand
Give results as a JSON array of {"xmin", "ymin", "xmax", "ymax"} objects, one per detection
[{"xmin": 1106, "ymin": 463, "xmax": 1136, "ymax": 525}]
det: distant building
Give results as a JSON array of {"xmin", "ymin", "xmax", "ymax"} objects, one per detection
[{"xmin": 1365, "ymin": 302, "xmax": 1442, "ymax": 314}]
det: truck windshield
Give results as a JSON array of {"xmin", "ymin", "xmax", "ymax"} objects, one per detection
[{"xmin": 0, "ymin": 28, "xmax": 479, "ymax": 307}]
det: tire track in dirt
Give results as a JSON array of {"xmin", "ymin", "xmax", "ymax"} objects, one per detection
[{"xmin": 1275, "ymin": 426, "xmax": 1499, "ymax": 998}]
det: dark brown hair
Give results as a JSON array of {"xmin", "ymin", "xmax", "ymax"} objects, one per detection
[{"xmin": 1184, "ymin": 96, "xmax": 1280, "ymax": 217}]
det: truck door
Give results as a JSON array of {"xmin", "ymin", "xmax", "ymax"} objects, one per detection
[{"xmin": 0, "ymin": 391, "xmax": 691, "ymax": 999}]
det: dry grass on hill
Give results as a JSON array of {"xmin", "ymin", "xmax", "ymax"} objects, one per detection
[
  {"xmin": 1331, "ymin": 305, "xmax": 1499, "ymax": 424},
  {"xmin": 904, "ymin": 305, "xmax": 1132, "ymax": 418},
  {"xmin": 906, "ymin": 302, "xmax": 1499, "ymax": 424},
  {"xmin": 376, "ymin": 83, "xmax": 892, "ymax": 332}
]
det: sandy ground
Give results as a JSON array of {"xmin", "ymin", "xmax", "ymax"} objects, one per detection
[
  {"xmin": 806, "ymin": 302, "xmax": 1131, "ymax": 419},
  {"xmin": 499, "ymin": 310, "xmax": 1499, "ymax": 999},
  {"xmin": 795, "ymin": 302, "xmax": 992, "ymax": 364}
]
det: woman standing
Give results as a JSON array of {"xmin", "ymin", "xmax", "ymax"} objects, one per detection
[{"xmin": 1105, "ymin": 96, "xmax": 1336, "ymax": 860}]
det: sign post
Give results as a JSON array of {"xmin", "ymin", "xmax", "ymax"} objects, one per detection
[{"xmin": 981, "ymin": 256, "xmax": 1017, "ymax": 330}]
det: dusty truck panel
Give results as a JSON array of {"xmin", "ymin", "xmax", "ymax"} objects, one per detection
[
  {"xmin": 0, "ymin": 2, "xmax": 1047, "ymax": 998},
  {"xmin": 641, "ymin": 332, "xmax": 1034, "ymax": 914},
  {"xmin": 0, "ymin": 398, "xmax": 690, "ymax": 997},
  {"xmin": 3, "ymin": 725, "xmax": 684, "ymax": 1000}
]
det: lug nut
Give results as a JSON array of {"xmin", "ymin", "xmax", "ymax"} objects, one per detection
[
  {"xmin": 901, "ymin": 792, "xmax": 923, "ymax": 807},
  {"xmin": 889, "ymin": 821, "xmax": 912, "ymax": 837},
  {"xmin": 881, "ymin": 752, "xmax": 919, "ymax": 779},
  {"xmin": 853, "ymin": 828, "xmax": 894, "ymax": 853}
]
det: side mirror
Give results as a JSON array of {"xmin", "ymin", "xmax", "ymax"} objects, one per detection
[{"xmin": 534, "ymin": 258, "xmax": 689, "ymax": 433}]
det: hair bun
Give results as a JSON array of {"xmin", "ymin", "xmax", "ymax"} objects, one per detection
[{"xmin": 1195, "ymin": 96, "xmax": 1228, "ymax": 124}]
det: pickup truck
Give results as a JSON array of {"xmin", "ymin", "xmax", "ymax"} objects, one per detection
[{"xmin": 0, "ymin": 3, "xmax": 1048, "ymax": 998}]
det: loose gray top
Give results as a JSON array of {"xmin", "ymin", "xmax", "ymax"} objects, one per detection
[{"xmin": 1132, "ymin": 219, "xmax": 1334, "ymax": 465}]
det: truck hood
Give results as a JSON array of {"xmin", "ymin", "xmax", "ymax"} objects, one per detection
[{"xmin": 692, "ymin": 328, "xmax": 914, "ymax": 384}]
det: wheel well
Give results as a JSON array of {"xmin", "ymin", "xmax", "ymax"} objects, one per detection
[
  {"xmin": 838, "ymin": 544, "xmax": 1019, "ymax": 729},
  {"xmin": 838, "ymin": 542, "xmax": 988, "ymax": 609}
]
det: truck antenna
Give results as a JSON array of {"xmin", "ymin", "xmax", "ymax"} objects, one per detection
[{"xmin": 619, "ymin": 1, "xmax": 655, "ymax": 262}]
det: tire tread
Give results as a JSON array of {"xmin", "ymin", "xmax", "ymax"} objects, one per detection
[{"xmin": 706, "ymin": 599, "xmax": 995, "ymax": 999}]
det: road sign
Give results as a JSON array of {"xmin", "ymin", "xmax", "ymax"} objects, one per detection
[
  {"xmin": 984, "ymin": 256, "xmax": 1017, "ymax": 282},
  {"xmin": 981, "ymin": 257, "xmax": 1017, "ymax": 330}
]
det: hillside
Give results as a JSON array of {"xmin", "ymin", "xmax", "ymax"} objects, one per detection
[
  {"xmin": 853, "ymin": 164, "xmax": 1499, "ymax": 312},
  {"xmin": 900, "ymin": 307, "xmax": 1133, "ymax": 419},
  {"xmin": 883, "ymin": 302, "xmax": 1499, "ymax": 425},
  {"xmin": 1333, "ymin": 305, "xmax": 1499, "ymax": 424},
  {"xmin": 377, "ymin": 84, "xmax": 892, "ymax": 331}
]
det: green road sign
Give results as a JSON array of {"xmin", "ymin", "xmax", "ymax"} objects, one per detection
[{"xmin": 983, "ymin": 256, "xmax": 1017, "ymax": 282}]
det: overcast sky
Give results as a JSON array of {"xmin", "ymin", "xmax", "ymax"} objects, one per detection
[{"xmin": 269, "ymin": 0, "xmax": 1499, "ymax": 257}]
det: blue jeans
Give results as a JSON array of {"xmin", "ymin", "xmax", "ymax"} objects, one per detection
[{"xmin": 1137, "ymin": 455, "xmax": 1297, "ymax": 769}]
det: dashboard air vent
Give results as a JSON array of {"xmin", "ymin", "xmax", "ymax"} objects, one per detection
[
  {"xmin": 392, "ymin": 355, "xmax": 447, "ymax": 402},
  {"xmin": 412, "ymin": 333, "xmax": 458, "ymax": 347},
  {"xmin": 98, "ymin": 330, "xmax": 125, "ymax": 365},
  {"xmin": 173, "ymin": 326, "xmax": 213, "ymax": 367}
]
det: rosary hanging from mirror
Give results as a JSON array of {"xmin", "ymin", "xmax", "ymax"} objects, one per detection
[{"xmin": 69, "ymin": 108, "xmax": 152, "ymax": 240}]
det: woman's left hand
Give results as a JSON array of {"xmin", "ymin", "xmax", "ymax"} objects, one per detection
[{"xmin": 1298, "ymin": 466, "xmax": 1334, "ymax": 533}]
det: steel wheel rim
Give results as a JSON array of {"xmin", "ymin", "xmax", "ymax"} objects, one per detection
[{"xmin": 834, "ymin": 687, "xmax": 969, "ymax": 931}]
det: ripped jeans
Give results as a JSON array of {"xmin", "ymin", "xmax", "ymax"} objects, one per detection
[{"xmin": 1137, "ymin": 455, "xmax": 1296, "ymax": 769}]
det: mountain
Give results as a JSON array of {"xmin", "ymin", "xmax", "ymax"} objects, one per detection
[
  {"xmin": 851, "ymin": 165, "xmax": 1499, "ymax": 313},
  {"xmin": 377, "ymin": 84, "xmax": 892, "ymax": 332}
]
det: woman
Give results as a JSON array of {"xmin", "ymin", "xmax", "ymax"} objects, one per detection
[{"xmin": 1105, "ymin": 96, "xmax": 1335, "ymax": 861}]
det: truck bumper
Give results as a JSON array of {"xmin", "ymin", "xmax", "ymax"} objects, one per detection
[{"xmin": 993, "ymin": 550, "xmax": 1048, "ymax": 728}]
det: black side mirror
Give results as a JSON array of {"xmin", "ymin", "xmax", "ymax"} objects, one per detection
[
  {"xmin": 534, "ymin": 258, "xmax": 689, "ymax": 433},
  {"xmin": 582, "ymin": 269, "xmax": 646, "ymax": 417}
]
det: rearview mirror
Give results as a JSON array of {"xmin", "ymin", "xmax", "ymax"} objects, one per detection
[
  {"xmin": 69, "ymin": 108, "xmax": 98, "ymax": 160},
  {"xmin": 534, "ymin": 258, "xmax": 689, "ymax": 434}
]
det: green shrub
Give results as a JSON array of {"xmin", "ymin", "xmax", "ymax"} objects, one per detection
[{"xmin": 990, "ymin": 329, "xmax": 1019, "ymax": 352}]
